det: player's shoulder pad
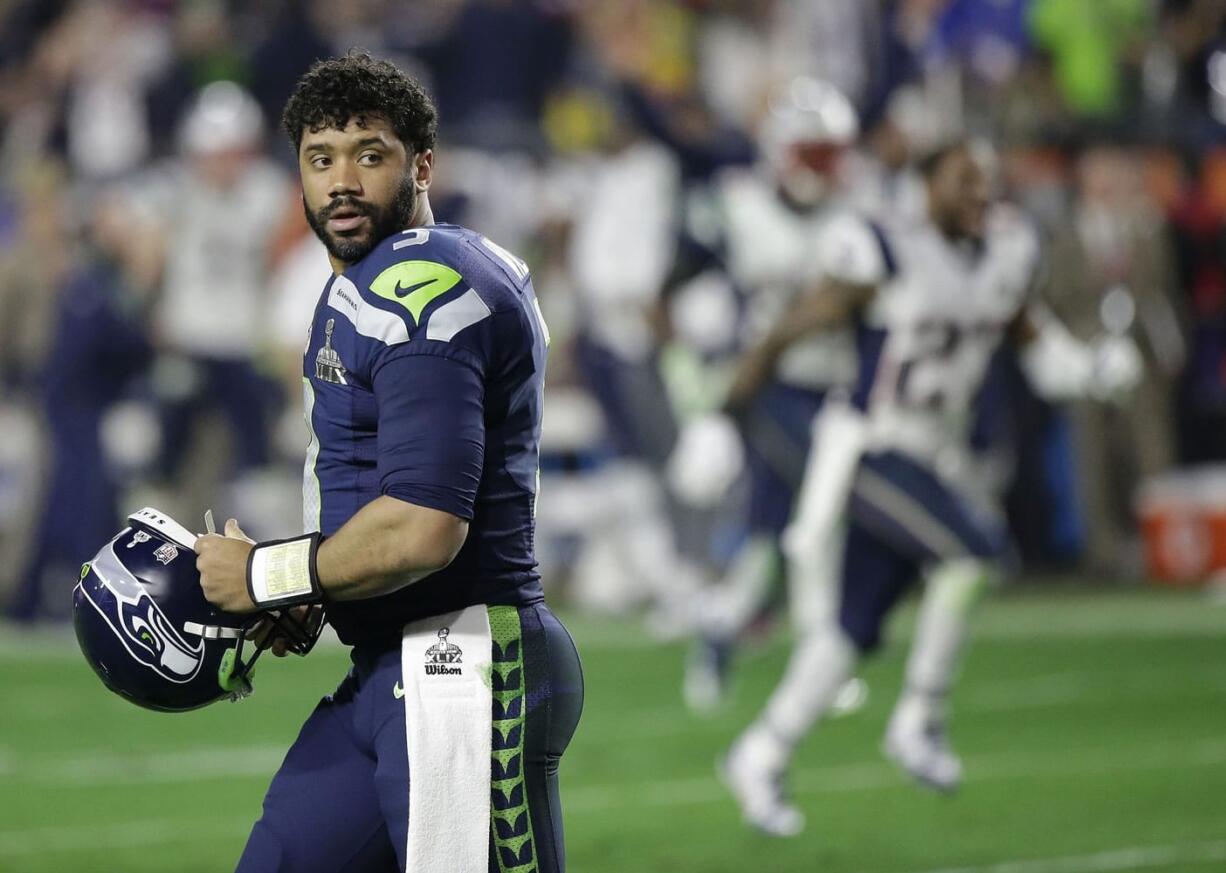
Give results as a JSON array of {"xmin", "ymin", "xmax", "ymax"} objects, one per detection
[
  {"xmin": 334, "ymin": 224, "xmax": 530, "ymax": 348},
  {"xmin": 715, "ymin": 168, "xmax": 778, "ymax": 230},
  {"xmin": 985, "ymin": 202, "xmax": 1038, "ymax": 240},
  {"xmin": 984, "ymin": 203, "xmax": 1042, "ymax": 274},
  {"xmin": 715, "ymin": 166, "xmax": 765, "ymax": 205},
  {"xmin": 815, "ymin": 210, "xmax": 897, "ymax": 286}
]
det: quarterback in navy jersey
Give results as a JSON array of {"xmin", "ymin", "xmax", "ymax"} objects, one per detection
[
  {"xmin": 194, "ymin": 53, "xmax": 583, "ymax": 873},
  {"xmin": 303, "ymin": 221, "xmax": 549, "ymax": 645}
]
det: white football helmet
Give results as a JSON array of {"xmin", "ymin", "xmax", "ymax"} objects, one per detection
[
  {"xmin": 759, "ymin": 77, "xmax": 858, "ymax": 207},
  {"xmin": 179, "ymin": 80, "xmax": 264, "ymax": 157}
]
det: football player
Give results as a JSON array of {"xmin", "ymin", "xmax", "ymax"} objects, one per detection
[
  {"xmin": 717, "ymin": 140, "xmax": 1140, "ymax": 835},
  {"xmin": 665, "ymin": 78, "xmax": 861, "ymax": 711},
  {"xmin": 193, "ymin": 53, "xmax": 583, "ymax": 872}
]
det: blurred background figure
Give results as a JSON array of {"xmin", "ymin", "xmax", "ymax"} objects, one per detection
[
  {"xmin": 1044, "ymin": 146, "xmax": 1185, "ymax": 577},
  {"xmin": 558, "ymin": 86, "xmax": 703, "ymax": 630},
  {"xmin": 4, "ymin": 175, "xmax": 156, "ymax": 620},
  {"xmin": 666, "ymin": 77, "xmax": 863, "ymax": 710},
  {"xmin": 139, "ymin": 80, "xmax": 290, "ymax": 530},
  {"xmin": 0, "ymin": 0, "xmax": 1216, "ymax": 623},
  {"xmin": 0, "ymin": 158, "xmax": 77, "ymax": 618},
  {"xmin": 0, "ymin": 0, "xmax": 1216, "ymax": 624}
]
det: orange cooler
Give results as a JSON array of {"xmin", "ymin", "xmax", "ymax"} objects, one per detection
[{"xmin": 1136, "ymin": 467, "xmax": 1226, "ymax": 586}]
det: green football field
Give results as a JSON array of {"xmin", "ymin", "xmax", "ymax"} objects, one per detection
[{"xmin": 2, "ymin": 586, "xmax": 1224, "ymax": 873}]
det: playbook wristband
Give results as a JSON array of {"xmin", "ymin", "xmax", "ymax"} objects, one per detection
[{"xmin": 245, "ymin": 532, "xmax": 323, "ymax": 609}]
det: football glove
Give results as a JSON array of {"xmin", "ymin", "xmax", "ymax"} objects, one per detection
[{"xmin": 667, "ymin": 412, "xmax": 745, "ymax": 508}]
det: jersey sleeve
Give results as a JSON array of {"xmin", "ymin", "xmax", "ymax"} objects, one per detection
[
  {"xmin": 1000, "ymin": 207, "xmax": 1045, "ymax": 300},
  {"xmin": 365, "ymin": 293, "xmax": 510, "ymax": 521},
  {"xmin": 371, "ymin": 349, "xmax": 485, "ymax": 520},
  {"xmin": 814, "ymin": 213, "xmax": 897, "ymax": 287},
  {"xmin": 342, "ymin": 238, "xmax": 508, "ymax": 519}
]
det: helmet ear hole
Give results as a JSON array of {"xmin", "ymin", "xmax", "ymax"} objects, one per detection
[{"xmin": 73, "ymin": 508, "xmax": 258, "ymax": 712}]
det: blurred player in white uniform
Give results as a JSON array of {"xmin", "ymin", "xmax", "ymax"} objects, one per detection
[
  {"xmin": 667, "ymin": 79, "xmax": 862, "ymax": 707},
  {"xmin": 719, "ymin": 140, "xmax": 1141, "ymax": 836},
  {"xmin": 564, "ymin": 120, "xmax": 713, "ymax": 627},
  {"xmin": 141, "ymin": 82, "xmax": 289, "ymax": 507},
  {"xmin": 839, "ymin": 86, "xmax": 932, "ymax": 224}
]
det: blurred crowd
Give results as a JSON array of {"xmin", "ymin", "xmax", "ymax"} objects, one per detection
[{"xmin": 3, "ymin": 0, "xmax": 1226, "ymax": 622}]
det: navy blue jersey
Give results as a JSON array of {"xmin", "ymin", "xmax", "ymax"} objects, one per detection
[{"xmin": 301, "ymin": 223, "xmax": 549, "ymax": 646}]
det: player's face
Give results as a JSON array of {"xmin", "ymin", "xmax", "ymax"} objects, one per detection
[
  {"xmin": 298, "ymin": 117, "xmax": 429, "ymax": 266},
  {"xmin": 778, "ymin": 140, "xmax": 844, "ymax": 208},
  {"xmin": 930, "ymin": 147, "xmax": 989, "ymax": 241}
]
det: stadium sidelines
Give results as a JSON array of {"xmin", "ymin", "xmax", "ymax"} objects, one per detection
[{"xmin": 2, "ymin": 734, "xmax": 1223, "ymax": 856}]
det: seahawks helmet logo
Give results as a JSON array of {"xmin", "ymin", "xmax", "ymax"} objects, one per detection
[
  {"xmin": 79, "ymin": 542, "xmax": 205, "ymax": 684},
  {"xmin": 116, "ymin": 594, "xmax": 203, "ymax": 681}
]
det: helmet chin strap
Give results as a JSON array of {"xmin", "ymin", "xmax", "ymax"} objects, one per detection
[
  {"xmin": 216, "ymin": 605, "xmax": 330, "ymax": 700},
  {"xmin": 263, "ymin": 606, "xmax": 329, "ymax": 656},
  {"xmin": 219, "ymin": 642, "xmax": 258, "ymax": 700}
]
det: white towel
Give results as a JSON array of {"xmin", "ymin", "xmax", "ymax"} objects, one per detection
[{"xmin": 401, "ymin": 604, "xmax": 493, "ymax": 873}]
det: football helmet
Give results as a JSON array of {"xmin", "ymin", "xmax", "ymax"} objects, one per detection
[
  {"xmin": 73, "ymin": 507, "xmax": 323, "ymax": 712},
  {"xmin": 760, "ymin": 77, "xmax": 858, "ymax": 207},
  {"xmin": 179, "ymin": 80, "xmax": 263, "ymax": 157}
]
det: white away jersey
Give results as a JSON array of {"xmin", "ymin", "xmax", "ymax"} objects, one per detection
[
  {"xmin": 717, "ymin": 171, "xmax": 882, "ymax": 391},
  {"xmin": 853, "ymin": 205, "xmax": 1041, "ymax": 467}
]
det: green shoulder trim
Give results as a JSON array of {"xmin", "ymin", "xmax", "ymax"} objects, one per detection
[{"xmin": 369, "ymin": 260, "xmax": 463, "ymax": 324}]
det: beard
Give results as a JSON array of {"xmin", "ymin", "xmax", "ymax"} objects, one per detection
[{"xmin": 305, "ymin": 174, "xmax": 417, "ymax": 266}]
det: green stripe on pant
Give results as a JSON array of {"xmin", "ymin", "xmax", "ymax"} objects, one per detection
[{"xmin": 490, "ymin": 605, "xmax": 538, "ymax": 872}]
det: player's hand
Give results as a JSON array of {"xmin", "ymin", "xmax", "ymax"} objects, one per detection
[
  {"xmin": 668, "ymin": 412, "xmax": 745, "ymax": 508},
  {"xmin": 246, "ymin": 605, "xmax": 324, "ymax": 658},
  {"xmin": 1090, "ymin": 335, "xmax": 1143, "ymax": 404},
  {"xmin": 195, "ymin": 518, "xmax": 258, "ymax": 613}
]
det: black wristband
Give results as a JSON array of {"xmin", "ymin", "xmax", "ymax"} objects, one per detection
[{"xmin": 245, "ymin": 532, "xmax": 323, "ymax": 609}]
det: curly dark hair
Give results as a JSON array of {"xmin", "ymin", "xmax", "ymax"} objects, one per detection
[{"xmin": 282, "ymin": 51, "xmax": 438, "ymax": 154}]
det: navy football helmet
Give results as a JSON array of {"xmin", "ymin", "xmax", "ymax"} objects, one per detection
[{"xmin": 73, "ymin": 507, "xmax": 322, "ymax": 712}]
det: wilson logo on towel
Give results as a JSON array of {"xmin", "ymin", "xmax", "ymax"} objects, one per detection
[{"xmin": 423, "ymin": 627, "xmax": 463, "ymax": 676}]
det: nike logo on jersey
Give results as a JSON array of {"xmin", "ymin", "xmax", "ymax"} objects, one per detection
[
  {"xmin": 393, "ymin": 681, "xmax": 404, "ymax": 700},
  {"xmin": 370, "ymin": 260, "xmax": 463, "ymax": 324},
  {"xmin": 393, "ymin": 279, "xmax": 435, "ymax": 299}
]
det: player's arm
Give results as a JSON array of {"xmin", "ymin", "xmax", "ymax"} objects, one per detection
[
  {"xmin": 667, "ymin": 213, "xmax": 889, "ymax": 507},
  {"xmin": 651, "ymin": 212, "xmax": 727, "ymax": 344},
  {"xmin": 316, "ymin": 335, "xmax": 486, "ymax": 599},
  {"xmin": 724, "ymin": 213, "xmax": 889, "ymax": 418},
  {"xmin": 722, "ymin": 277, "xmax": 872, "ymax": 418},
  {"xmin": 668, "ymin": 277, "xmax": 872, "ymax": 508},
  {"xmin": 1009, "ymin": 303, "xmax": 1141, "ymax": 402},
  {"xmin": 198, "ymin": 337, "xmax": 489, "ymax": 613},
  {"xmin": 314, "ymin": 496, "xmax": 467, "ymax": 600}
]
